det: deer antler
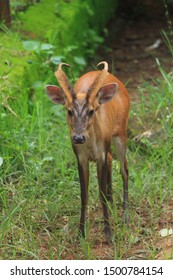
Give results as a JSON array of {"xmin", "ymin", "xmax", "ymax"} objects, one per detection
[
  {"xmin": 55, "ymin": 63, "xmax": 73, "ymax": 103},
  {"xmin": 88, "ymin": 61, "xmax": 109, "ymax": 103},
  {"xmin": 97, "ymin": 61, "xmax": 108, "ymax": 71}
]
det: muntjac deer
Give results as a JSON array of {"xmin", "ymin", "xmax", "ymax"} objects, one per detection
[{"xmin": 45, "ymin": 61, "xmax": 130, "ymax": 241}]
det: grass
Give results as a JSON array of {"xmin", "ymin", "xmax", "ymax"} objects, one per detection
[{"xmin": 0, "ymin": 60, "xmax": 172, "ymax": 260}]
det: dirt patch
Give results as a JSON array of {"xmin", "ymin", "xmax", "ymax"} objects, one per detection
[
  {"xmin": 156, "ymin": 236, "xmax": 173, "ymax": 259},
  {"xmin": 156, "ymin": 197, "xmax": 173, "ymax": 259}
]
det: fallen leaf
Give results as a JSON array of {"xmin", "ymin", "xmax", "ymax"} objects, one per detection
[{"xmin": 159, "ymin": 228, "xmax": 173, "ymax": 237}]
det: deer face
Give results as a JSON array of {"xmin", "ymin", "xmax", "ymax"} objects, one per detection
[
  {"xmin": 66, "ymin": 93, "xmax": 95, "ymax": 144},
  {"xmin": 46, "ymin": 82, "xmax": 117, "ymax": 145}
]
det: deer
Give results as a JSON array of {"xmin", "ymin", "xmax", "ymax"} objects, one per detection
[{"xmin": 45, "ymin": 61, "xmax": 130, "ymax": 241}]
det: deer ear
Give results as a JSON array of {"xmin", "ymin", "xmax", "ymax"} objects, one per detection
[
  {"xmin": 98, "ymin": 83, "xmax": 118, "ymax": 104},
  {"xmin": 45, "ymin": 85, "xmax": 65, "ymax": 105}
]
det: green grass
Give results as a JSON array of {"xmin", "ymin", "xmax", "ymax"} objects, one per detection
[{"xmin": 0, "ymin": 90, "xmax": 79, "ymax": 259}]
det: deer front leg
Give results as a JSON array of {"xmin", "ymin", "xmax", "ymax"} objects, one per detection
[
  {"xmin": 77, "ymin": 157, "xmax": 89, "ymax": 238},
  {"xmin": 97, "ymin": 153, "xmax": 112, "ymax": 240}
]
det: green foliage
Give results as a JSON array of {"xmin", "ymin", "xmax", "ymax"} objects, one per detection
[
  {"xmin": 18, "ymin": 0, "xmax": 118, "ymax": 70},
  {"xmin": 0, "ymin": 32, "xmax": 29, "ymax": 87},
  {"xmin": 10, "ymin": 0, "xmax": 39, "ymax": 15}
]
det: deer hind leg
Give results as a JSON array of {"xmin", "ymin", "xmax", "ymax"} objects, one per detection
[
  {"xmin": 107, "ymin": 151, "xmax": 113, "ymax": 204},
  {"xmin": 113, "ymin": 135, "xmax": 129, "ymax": 224}
]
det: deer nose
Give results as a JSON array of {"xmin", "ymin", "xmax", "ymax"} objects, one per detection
[{"xmin": 73, "ymin": 134, "xmax": 85, "ymax": 144}]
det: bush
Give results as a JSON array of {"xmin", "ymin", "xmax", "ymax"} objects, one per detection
[{"xmin": 18, "ymin": 0, "xmax": 118, "ymax": 70}]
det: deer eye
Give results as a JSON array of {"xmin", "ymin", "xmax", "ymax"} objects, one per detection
[
  {"xmin": 88, "ymin": 109, "xmax": 94, "ymax": 118},
  {"xmin": 68, "ymin": 110, "xmax": 73, "ymax": 117}
]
